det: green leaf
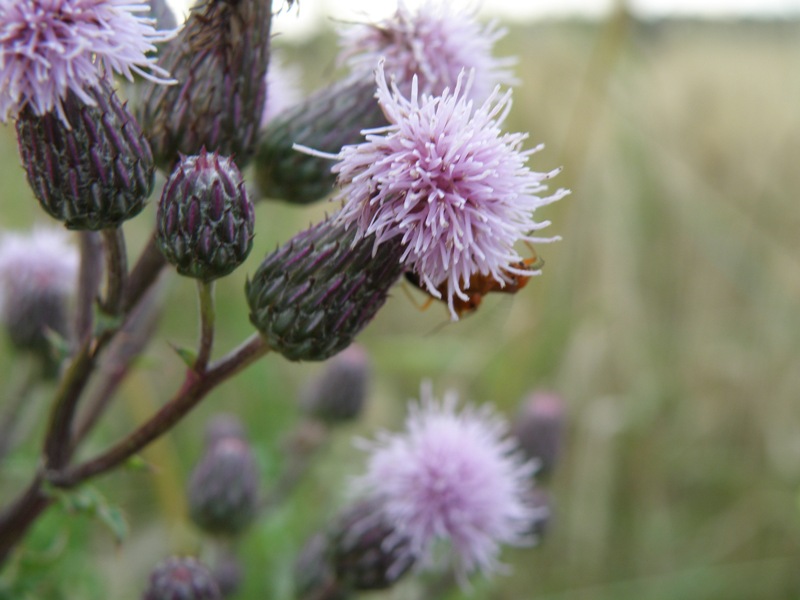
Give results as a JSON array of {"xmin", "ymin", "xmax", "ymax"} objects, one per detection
[
  {"xmin": 170, "ymin": 342, "xmax": 198, "ymax": 368},
  {"xmin": 45, "ymin": 485, "xmax": 129, "ymax": 546}
]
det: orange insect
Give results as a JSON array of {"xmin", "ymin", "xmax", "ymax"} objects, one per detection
[{"xmin": 405, "ymin": 250, "xmax": 544, "ymax": 318}]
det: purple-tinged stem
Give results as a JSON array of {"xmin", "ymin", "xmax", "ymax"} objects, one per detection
[
  {"xmin": 122, "ymin": 231, "xmax": 167, "ymax": 314},
  {"xmin": 100, "ymin": 227, "xmax": 127, "ymax": 316},
  {"xmin": 48, "ymin": 334, "xmax": 269, "ymax": 488},
  {"xmin": 74, "ymin": 232, "xmax": 103, "ymax": 344}
]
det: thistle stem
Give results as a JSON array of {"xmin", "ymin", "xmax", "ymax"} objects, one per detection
[
  {"xmin": 47, "ymin": 334, "xmax": 269, "ymax": 489},
  {"xmin": 74, "ymin": 232, "xmax": 103, "ymax": 344},
  {"xmin": 195, "ymin": 280, "xmax": 215, "ymax": 373},
  {"xmin": 122, "ymin": 230, "xmax": 167, "ymax": 314},
  {"xmin": 100, "ymin": 228, "xmax": 127, "ymax": 316}
]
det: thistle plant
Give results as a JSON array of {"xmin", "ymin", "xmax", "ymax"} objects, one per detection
[{"xmin": 0, "ymin": 0, "xmax": 568, "ymax": 596}]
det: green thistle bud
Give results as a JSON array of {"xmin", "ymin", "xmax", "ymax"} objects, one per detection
[
  {"xmin": 301, "ymin": 345, "xmax": 370, "ymax": 423},
  {"xmin": 15, "ymin": 80, "xmax": 154, "ymax": 230},
  {"xmin": 246, "ymin": 217, "xmax": 404, "ymax": 362},
  {"xmin": 143, "ymin": 556, "xmax": 222, "ymax": 600},
  {"xmin": 187, "ymin": 429, "xmax": 260, "ymax": 537},
  {"xmin": 329, "ymin": 500, "xmax": 414, "ymax": 591},
  {"xmin": 254, "ymin": 75, "xmax": 385, "ymax": 204},
  {"xmin": 139, "ymin": 0, "xmax": 272, "ymax": 171},
  {"xmin": 157, "ymin": 150, "xmax": 254, "ymax": 281}
]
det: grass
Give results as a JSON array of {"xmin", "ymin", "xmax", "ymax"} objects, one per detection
[{"xmin": 2, "ymin": 12, "xmax": 800, "ymax": 600}]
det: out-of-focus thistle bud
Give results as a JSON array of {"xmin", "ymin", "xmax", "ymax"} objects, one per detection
[
  {"xmin": 300, "ymin": 345, "xmax": 370, "ymax": 423},
  {"xmin": 15, "ymin": 80, "xmax": 154, "ymax": 230},
  {"xmin": 204, "ymin": 413, "xmax": 246, "ymax": 447},
  {"xmin": 143, "ymin": 556, "xmax": 222, "ymax": 600},
  {"xmin": 187, "ymin": 417, "xmax": 260, "ymax": 537},
  {"xmin": 328, "ymin": 499, "xmax": 415, "ymax": 591},
  {"xmin": 246, "ymin": 216, "xmax": 404, "ymax": 362},
  {"xmin": 293, "ymin": 534, "xmax": 351, "ymax": 600},
  {"xmin": 511, "ymin": 391, "xmax": 566, "ymax": 479},
  {"xmin": 157, "ymin": 150, "xmax": 254, "ymax": 281},
  {"xmin": 0, "ymin": 227, "xmax": 78, "ymax": 369},
  {"xmin": 254, "ymin": 75, "xmax": 385, "ymax": 204},
  {"xmin": 139, "ymin": 0, "xmax": 273, "ymax": 171}
]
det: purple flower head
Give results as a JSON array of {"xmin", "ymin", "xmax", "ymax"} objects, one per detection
[
  {"xmin": 0, "ymin": 0, "xmax": 174, "ymax": 123},
  {"xmin": 0, "ymin": 226, "xmax": 78, "ymax": 318},
  {"xmin": 353, "ymin": 382, "xmax": 543, "ymax": 579},
  {"xmin": 338, "ymin": 1, "xmax": 513, "ymax": 102},
  {"xmin": 329, "ymin": 63, "xmax": 569, "ymax": 320}
]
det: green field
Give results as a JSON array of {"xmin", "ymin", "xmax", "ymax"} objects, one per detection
[{"xmin": 2, "ymin": 13, "xmax": 800, "ymax": 600}]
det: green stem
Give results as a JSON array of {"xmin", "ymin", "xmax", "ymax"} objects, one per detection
[
  {"xmin": 101, "ymin": 227, "xmax": 127, "ymax": 316},
  {"xmin": 195, "ymin": 280, "xmax": 215, "ymax": 373}
]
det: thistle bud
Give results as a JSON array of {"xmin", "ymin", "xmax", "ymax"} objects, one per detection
[
  {"xmin": 187, "ymin": 426, "xmax": 260, "ymax": 537},
  {"xmin": 511, "ymin": 391, "xmax": 565, "ymax": 479},
  {"xmin": 139, "ymin": 0, "xmax": 272, "ymax": 170},
  {"xmin": 15, "ymin": 80, "xmax": 154, "ymax": 230},
  {"xmin": 143, "ymin": 556, "xmax": 222, "ymax": 600},
  {"xmin": 254, "ymin": 75, "xmax": 385, "ymax": 204},
  {"xmin": 328, "ymin": 499, "xmax": 414, "ymax": 591},
  {"xmin": 293, "ymin": 534, "xmax": 350, "ymax": 600},
  {"xmin": 246, "ymin": 217, "xmax": 404, "ymax": 362},
  {"xmin": 0, "ymin": 228, "xmax": 78, "ymax": 368},
  {"xmin": 300, "ymin": 345, "xmax": 370, "ymax": 423},
  {"xmin": 203, "ymin": 413, "xmax": 246, "ymax": 447},
  {"xmin": 157, "ymin": 150, "xmax": 254, "ymax": 281}
]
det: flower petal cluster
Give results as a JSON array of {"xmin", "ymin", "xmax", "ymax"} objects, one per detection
[
  {"xmin": 353, "ymin": 382, "xmax": 540, "ymax": 578},
  {"xmin": 338, "ymin": 1, "xmax": 513, "ymax": 101},
  {"xmin": 0, "ymin": 0, "xmax": 174, "ymax": 123},
  {"xmin": 0, "ymin": 226, "xmax": 78, "ymax": 318},
  {"xmin": 332, "ymin": 64, "xmax": 569, "ymax": 319}
]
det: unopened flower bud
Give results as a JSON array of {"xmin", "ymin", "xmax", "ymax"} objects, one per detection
[
  {"xmin": 511, "ymin": 391, "xmax": 565, "ymax": 479},
  {"xmin": 204, "ymin": 414, "xmax": 246, "ymax": 447},
  {"xmin": 143, "ymin": 556, "xmax": 222, "ymax": 600},
  {"xmin": 329, "ymin": 499, "xmax": 415, "ymax": 591},
  {"xmin": 246, "ymin": 216, "xmax": 404, "ymax": 362},
  {"xmin": 16, "ymin": 80, "xmax": 154, "ymax": 230},
  {"xmin": 157, "ymin": 150, "xmax": 254, "ymax": 281},
  {"xmin": 187, "ymin": 433, "xmax": 260, "ymax": 537},
  {"xmin": 139, "ymin": 0, "xmax": 272, "ymax": 170},
  {"xmin": 0, "ymin": 228, "xmax": 78, "ymax": 367},
  {"xmin": 254, "ymin": 75, "xmax": 385, "ymax": 204},
  {"xmin": 293, "ymin": 533, "xmax": 350, "ymax": 600},
  {"xmin": 301, "ymin": 345, "xmax": 370, "ymax": 423}
]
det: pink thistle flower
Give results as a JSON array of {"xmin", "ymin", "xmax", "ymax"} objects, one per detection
[
  {"xmin": 0, "ymin": 0, "xmax": 174, "ymax": 123},
  {"xmin": 338, "ymin": 1, "xmax": 514, "ymax": 102},
  {"xmin": 353, "ymin": 382, "xmax": 542, "ymax": 579},
  {"xmin": 328, "ymin": 63, "xmax": 569, "ymax": 320}
]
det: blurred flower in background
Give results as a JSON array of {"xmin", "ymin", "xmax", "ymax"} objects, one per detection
[{"xmin": 353, "ymin": 382, "xmax": 544, "ymax": 578}]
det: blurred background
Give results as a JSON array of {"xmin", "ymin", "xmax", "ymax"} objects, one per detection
[{"xmin": 2, "ymin": 0, "xmax": 800, "ymax": 598}]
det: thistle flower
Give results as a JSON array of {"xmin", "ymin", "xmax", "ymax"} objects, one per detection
[
  {"xmin": 338, "ymin": 1, "xmax": 514, "ymax": 101},
  {"xmin": 0, "ymin": 227, "xmax": 78, "ymax": 354},
  {"xmin": 0, "ymin": 0, "xmax": 173, "ymax": 124},
  {"xmin": 353, "ymin": 382, "xmax": 541, "ymax": 578},
  {"xmin": 328, "ymin": 64, "xmax": 569, "ymax": 320},
  {"xmin": 511, "ymin": 391, "xmax": 566, "ymax": 479}
]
